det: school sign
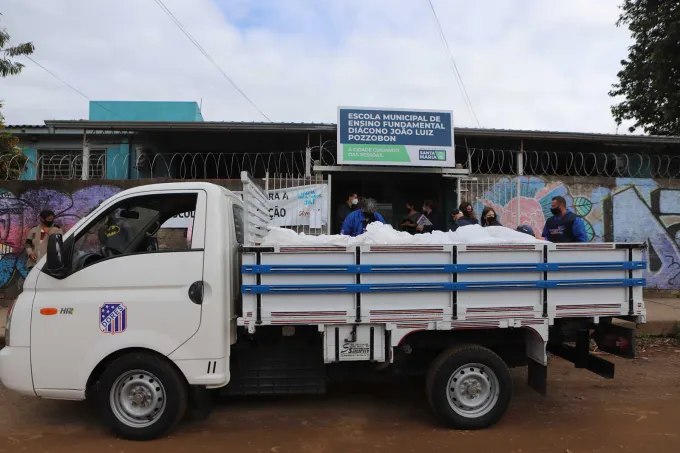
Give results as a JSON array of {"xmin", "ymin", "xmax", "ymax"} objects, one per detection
[{"xmin": 337, "ymin": 107, "xmax": 455, "ymax": 167}]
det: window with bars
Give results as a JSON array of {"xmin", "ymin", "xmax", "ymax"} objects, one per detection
[{"xmin": 38, "ymin": 149, "xmax": 106, "ymax": 180}]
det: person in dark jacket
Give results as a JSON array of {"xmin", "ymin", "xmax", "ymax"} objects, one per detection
[
  {"xmin": 417, "ymin": 200, "xmax": 445, "ymax": 233},
  {"xmin": 516, "ymin": 224, "xmax": 536, "ymax": 237},
  {"xmin": 541, "ymin": 196, "xmax": 587, "ymax": 243},
  {"xmin": 340, "ymin": 198, "xmax": 385, "ymax": 237},
  {"xmin": 480, "ymin": 207, "xmax": 502, "ymax": 227},
  {"xmin": 399, "ymin": 202, "xmax": 420, "ymax": 234},
  {"xmin": 455, "ymin": 202, "xmax": 477, "ymax": 228},
  {"xmin": 335, "ymin": 192, "xmax": 358, "ymax": 233}
]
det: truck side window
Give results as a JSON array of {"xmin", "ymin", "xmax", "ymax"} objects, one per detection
[
  {"xmin": 71, "ymin": 193, "xmax": 198, "ymax": 272},
  {"xmin": 233, "ymin": 204, "xmax": 245, "ymax": 245}
]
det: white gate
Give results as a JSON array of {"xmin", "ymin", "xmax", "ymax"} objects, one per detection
[
  {"xmin": 459, "ymin": 175, "xmax": 524, "ymax": 229},
  {"xmin": 265, "ymin": 173, "xmax": 331, "ymax": 236}
]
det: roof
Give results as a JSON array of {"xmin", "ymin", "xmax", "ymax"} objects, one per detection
[{"xmin": 7, "ymin": 120, "xmax": 680, "ymax": 145}]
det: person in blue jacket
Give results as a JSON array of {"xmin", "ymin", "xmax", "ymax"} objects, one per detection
[
  {"xmin": 541, "ymin": 196, "xmax": 587, "ymax": 243},
  {"xmin": 340, "ymin": 198, "xmax": 385, "ymax": 237},
  {"xmin": 455, "ymin": 202, "xmax": 478, "ymax": 228}
]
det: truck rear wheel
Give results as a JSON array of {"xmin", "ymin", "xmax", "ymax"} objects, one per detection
[
  {"xmin": 426, "ymin": 344, "xmax": 512, "ymax": 430},
  {"xmin": 97, "ymin": 352, "xmax": 188, "ymax": 441}
]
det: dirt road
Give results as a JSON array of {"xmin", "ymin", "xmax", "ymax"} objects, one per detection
[{"xmin": 1, "ymin": 340, "xmax": 680, "ymax": 453}]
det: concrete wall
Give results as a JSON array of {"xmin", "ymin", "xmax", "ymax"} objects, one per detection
[{"xmin": 1, "ymin": 176, "xmax": 678, "ymax": 301}]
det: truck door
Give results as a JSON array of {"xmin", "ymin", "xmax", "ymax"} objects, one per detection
[{"xmin": 30, "ymin": 190, "xmax": 207, "ymax": 393}]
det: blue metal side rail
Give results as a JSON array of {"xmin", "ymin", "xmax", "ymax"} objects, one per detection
[
  {"xmin": 242, "ymin": 261, "xmax": 647, "ymax": 275},
  {"xmin": 242, "ymin": 278, "xmax": 646, "ymax": 294}
]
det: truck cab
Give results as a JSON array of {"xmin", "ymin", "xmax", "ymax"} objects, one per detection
[{"xmin": 1, "ymin": 182, "xmax": 239, "ymax": 439}]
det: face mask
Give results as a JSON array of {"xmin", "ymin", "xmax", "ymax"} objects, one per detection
[
  {"xmin": 487, "ymin": 216, "xmax": 495, "ymax": 220},
  {"xmin": 364, "ymin": 212, "xmax": 375, "ymax": 222},
  {"xmin": 351, "ymin": 198, "xmax": 358, "ymax": 206},
  {"xmin": 550, "ymin": 207, "xmax": 561, "ymax": 216},
  {"xmin": 43, "ymin": 220, "xmax": 54, "ymax": 227}
]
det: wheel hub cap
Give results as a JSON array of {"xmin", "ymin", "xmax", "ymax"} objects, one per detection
[
  {"xmin": 446, "ymin": 363, "xmax": 500, "ymax": 418},
  {"xmin": 110, "ymin": 370, "xmax": 167, "ymax": 428}
]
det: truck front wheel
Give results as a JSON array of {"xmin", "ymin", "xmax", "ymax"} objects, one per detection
[
  {"xmin": 97, "ymin": 352, "xmax": 189, "ymax": 440},
  {"xmin": 426, "ymin": 344, "xmax": 512, "ymax": 430}
]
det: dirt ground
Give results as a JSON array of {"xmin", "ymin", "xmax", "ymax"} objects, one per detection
[{"xmin": 1, "ymin": 339, "xmax": 680, "ymax": 453}]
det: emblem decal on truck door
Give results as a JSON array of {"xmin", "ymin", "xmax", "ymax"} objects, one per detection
[{"xmin": 99, "ymin": 303, "xmax": 127, "ymax": 334}]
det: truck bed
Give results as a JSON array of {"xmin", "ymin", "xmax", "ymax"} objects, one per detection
[{"xmin": 240, "ymin": 242, "xmax": 646, "ymax": 332}]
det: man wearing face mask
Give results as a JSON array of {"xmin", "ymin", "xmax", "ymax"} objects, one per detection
[
  {"xmin": 416, "ymin": 200, "xmax": 445, "ymax": 233},
  {"xmin": 340, "ymin": 197, "xmax": 385, "ymax": 237},
  {"xmin": 335, "ymin": 192, "xmax": 359, "ymax": 233},
  {"xmin": 541, "ymin": 196, "xmax": 587, "ymax": 243},
  {"xmin": 25, "ymin": 209, "xmax": 63, "ymax": 269}
]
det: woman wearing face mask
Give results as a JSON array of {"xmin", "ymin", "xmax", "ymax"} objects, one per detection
[
  {"xmin": 480, "ymin": 207, "xmax": 502, "ymax": 227},
  {"xmin": 25, "ymin": 209, "xmax": 63, "ymax": 270},
  {"xmin": 399, "ymin": 202, "xmax": 420, "ymax": 234},
  {"xmin": 455, "ymin": 202, "xmax": 477, "ymax": 228}
]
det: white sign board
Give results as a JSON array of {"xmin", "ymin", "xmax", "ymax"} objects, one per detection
[{"xmin": 337, "ymin": 106, "xmax": 455, "ymax": 167}]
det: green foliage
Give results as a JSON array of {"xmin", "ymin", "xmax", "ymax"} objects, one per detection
[
  {"xmin": 0, "ymin": 105, "xmax": 27, "ymax": 179},
  {"xmin": 609, "ymin": 0, "xmax": 680, "ymax": 135},
  {"xmin": 0, "ymin": 13, "xmax": 33, "ymax": 178},
  {"xmin": 0, "ymin": 13, "xmax": 35, "ymax": 77}
]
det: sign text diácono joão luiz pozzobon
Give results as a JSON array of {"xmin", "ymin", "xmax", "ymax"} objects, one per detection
[{"xmin": 337, "ymin": 107, "xmax": 454, "ymax": 167}]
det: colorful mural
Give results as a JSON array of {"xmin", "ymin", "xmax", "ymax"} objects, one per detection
[
  {"xmin": 607, "ymin": 179, "xmax": 680, "ymax": 289},
  {"xmin": 0, "ymin": 186, "xmax": 122, "ymax": 297},
  {"xmin": 475, "ymin": 176, "xmax": 609, "ymax": 242},
  {"xmin": 473, "ymin": 176, "xmax": 680, "ymax": 289},
  {"xmin": 1, "ymin": 177, "xmax": 678, "ymax": 298}
]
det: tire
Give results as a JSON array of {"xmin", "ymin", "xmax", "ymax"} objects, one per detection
[
  {"xmin": 426, "ymin": 344, "xmax": 512, "ymax": 430},
  {"xmin": 97, "ymin": 352, "xmax": 189, "ymax": 441}
]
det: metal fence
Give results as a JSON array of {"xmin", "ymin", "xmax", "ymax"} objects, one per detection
[
  {"xmin": 265, "ymin": 172, "xmax": 331, "ymax": 236},
  {"xmin": 3, "ymin": 145, "xmax": 680, "ymax": 181}
]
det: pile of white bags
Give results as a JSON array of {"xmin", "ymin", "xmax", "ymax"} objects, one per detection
[{"xmin": 262, "ymin": 222, "xmax": 544, "ymax": 246}]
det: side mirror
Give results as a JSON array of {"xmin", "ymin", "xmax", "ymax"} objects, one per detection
[{"xmin": 45, "ymin": 234, "xmax": 68, "ymax": 278}]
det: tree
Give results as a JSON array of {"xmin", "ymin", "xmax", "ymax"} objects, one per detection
[
  {"xmin": 0, "ymin": 12, "xmax": 34, "ymax": 179},
  {"xmin": 609, "ymin": 1, "xmax": 680, "ymax": 135}
]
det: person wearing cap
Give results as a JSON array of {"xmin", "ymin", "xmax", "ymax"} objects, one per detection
[
  {"xmin": 340, "ymin": 198, "xmax": 385, "ymax": 237},
  {"xmin": 516, "ymin": 225, "xmax": 536, "ymax": 237}
]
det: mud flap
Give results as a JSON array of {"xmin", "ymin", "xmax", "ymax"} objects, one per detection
[
  {"xmin": 527, "ymin": 360, "xmax": 547, "ymax": 396},
  {"xmin": 548, "ymin": 329, "xmax": 615, "ymax": 379},
  {"xmin": 525, "ymin": 328, "xmax": 548, "ymax": 396}
]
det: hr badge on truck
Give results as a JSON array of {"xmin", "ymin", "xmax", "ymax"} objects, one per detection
[{"xmin": 99, "ymin": 303, "xmax": 127, "ymax": 335}]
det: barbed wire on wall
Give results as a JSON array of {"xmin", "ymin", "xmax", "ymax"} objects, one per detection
[
  {"xmin": 463, "ymin": 147, "xmax": 680, "ymax": 179},
  {"xmin": 2, "ymin": 142, "xmax": 679, "ymax": 180},
  {"xmin": 0, "ymin": 142, "xmax": 338, "ymax": 181}
]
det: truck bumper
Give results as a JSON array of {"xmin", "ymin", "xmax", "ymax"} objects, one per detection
[{"xmin": 0, "ymin": 346, "xmax": 35, "ymax": 396}]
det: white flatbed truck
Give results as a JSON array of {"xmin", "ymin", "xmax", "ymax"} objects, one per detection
[{"xmin": 0, "ymin": 174, "xmax": 647, "ymax": 440}]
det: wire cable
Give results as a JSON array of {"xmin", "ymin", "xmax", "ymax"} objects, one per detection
[
  {"xmin": 426, "ymin": 0, "xmax": 481, "ymax": 127},
  {"xmin": 25, "ymin": 56, "xmax": 119, "ymax": 119},
  {"xmin": 152, "ymin": 0, "xmax": 272, "ymax": 122}
]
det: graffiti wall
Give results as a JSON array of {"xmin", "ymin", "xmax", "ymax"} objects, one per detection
[
  {"xmin": 0, "ymin": 185, "xmax": 123, "ymax": 299},
  {"xmin": 473, "ymin": 176, "xmax": 680, "ymax": 289},
  {"xmin": 1, "ymin": 176, "xmax": 679, "ymax": 301}
]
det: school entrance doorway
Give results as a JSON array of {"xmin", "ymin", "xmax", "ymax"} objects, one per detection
[{"xmin": 328, "ymin": 171, "xmax": 458, "ymax": 234}]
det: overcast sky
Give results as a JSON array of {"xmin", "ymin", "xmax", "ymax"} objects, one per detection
[{"xmin": 1, "ymin": 0, "xmax": 635, "ymax": 133}]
